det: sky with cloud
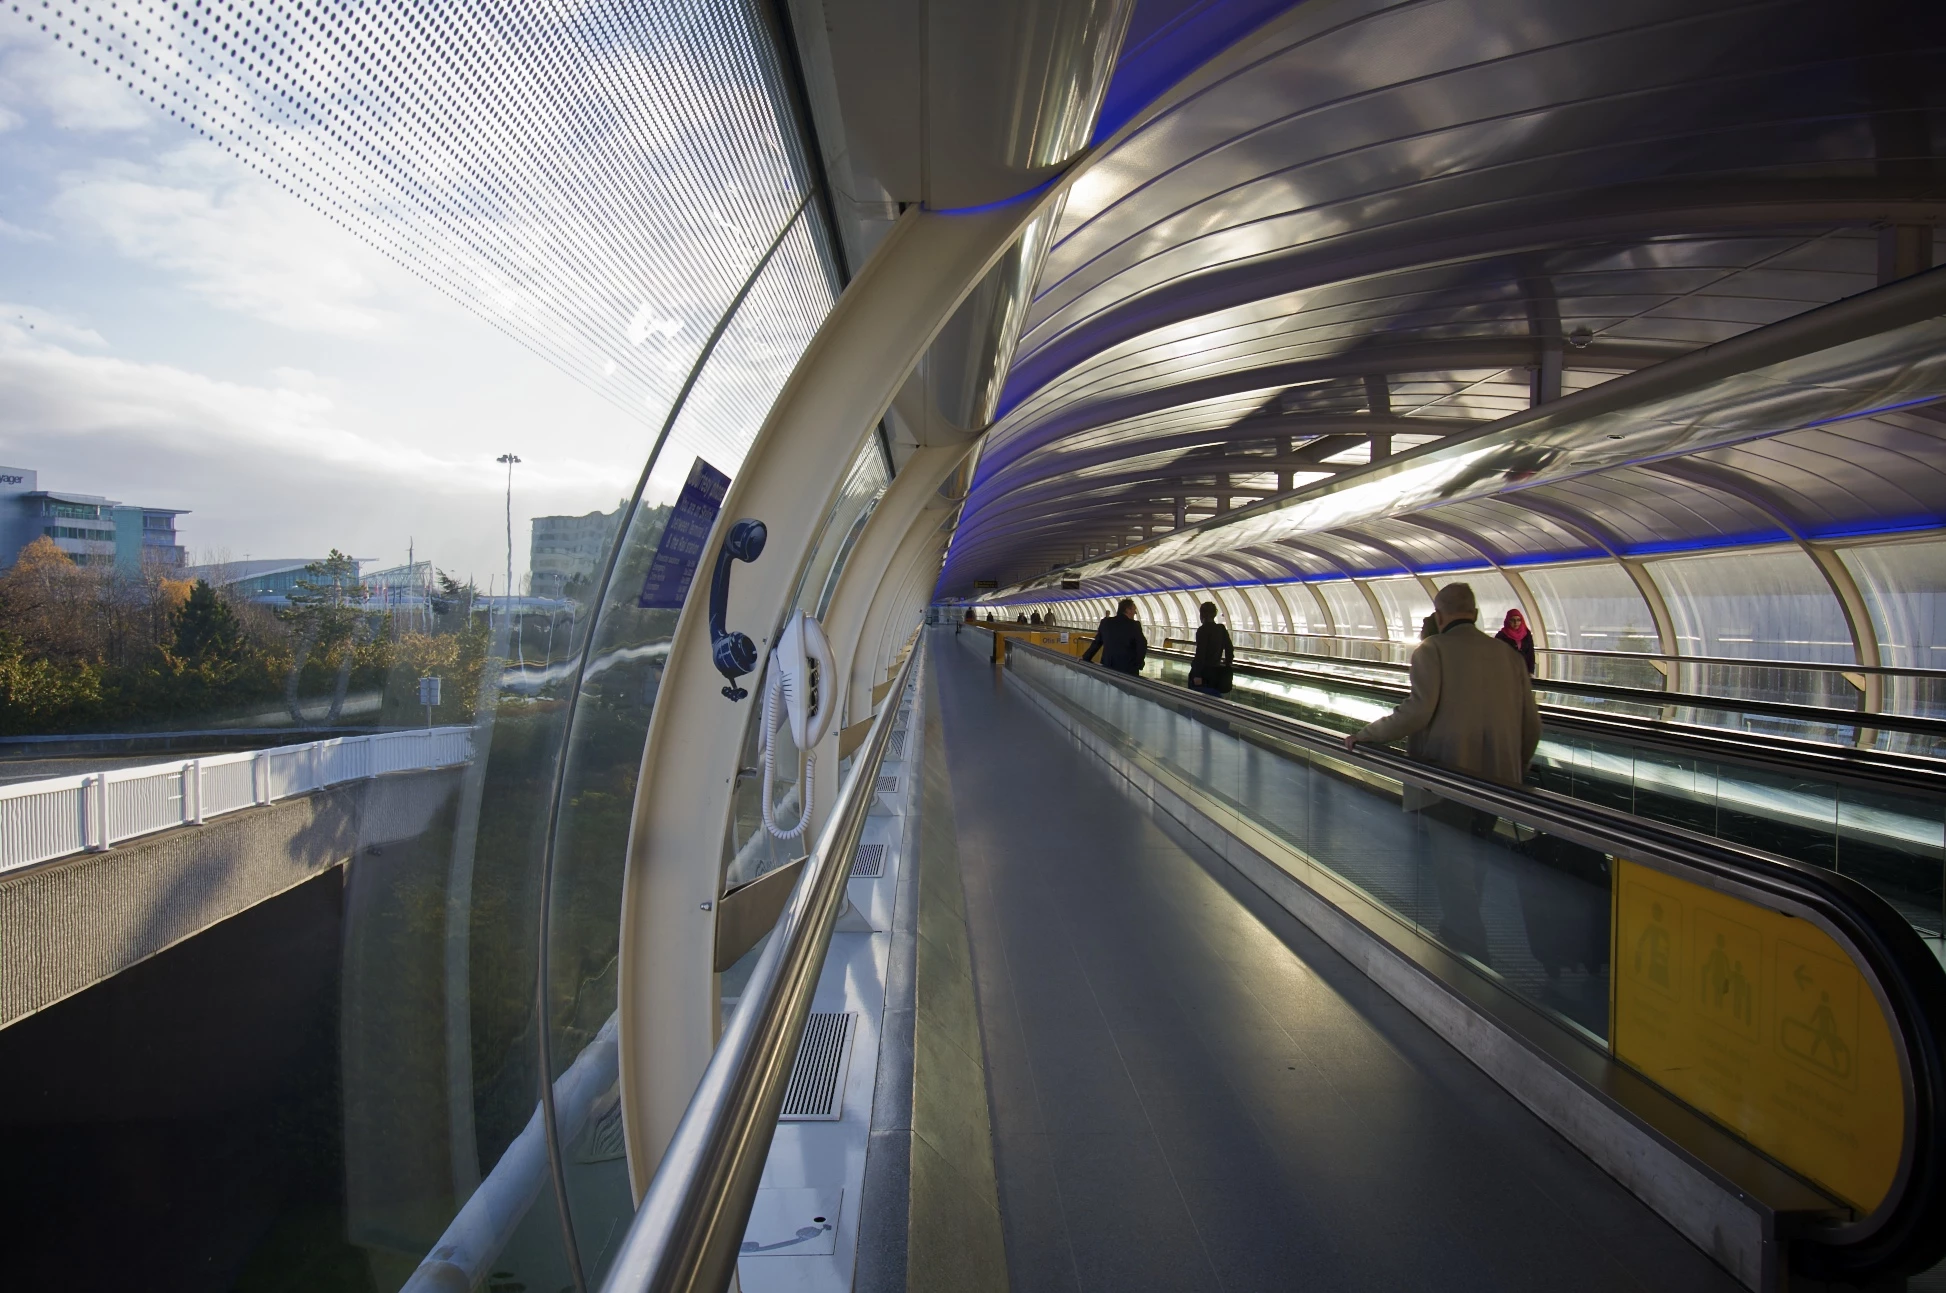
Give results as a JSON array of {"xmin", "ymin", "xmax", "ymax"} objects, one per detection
[{"xmin": 0, "ymin": 16, "xmax": 752, "ymax": 590}]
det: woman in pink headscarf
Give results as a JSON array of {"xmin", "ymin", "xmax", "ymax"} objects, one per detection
[{"xmin": 1495, "ymin": 608, "xmax": 1536, "ymax": 674}]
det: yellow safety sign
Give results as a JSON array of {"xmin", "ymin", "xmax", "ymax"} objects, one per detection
[{"xmin": 1612, "ymin": 859, "xmax": 1903, "ymax": 1212}]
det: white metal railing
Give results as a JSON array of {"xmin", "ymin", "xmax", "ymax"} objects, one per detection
[{"xmin": 0, "ymin": 726, "xmax": 473, "ymax": 874}]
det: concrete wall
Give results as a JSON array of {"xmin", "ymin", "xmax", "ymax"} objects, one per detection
[{"xmin": 0, "ymin": 766, "xmax": 463, "ymax": 1030}]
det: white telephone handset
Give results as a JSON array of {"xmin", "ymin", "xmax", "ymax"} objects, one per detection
[{"xmin": 759, "ymin": 611, "xmax": 838, "ymax": 839}]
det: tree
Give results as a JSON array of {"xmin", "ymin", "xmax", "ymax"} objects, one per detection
[
  {"xmin": 431, "ymin": 568, "xmax": 473, "ymax": 614},
  {"xmin": 0, "ymin": 631, "xmax": 102, "ymax": 734},
  {"xmin": 0, "ymin": 537, "xmax": 101, "ymax": 662},
  {"xmin": 172, "ymin": 579, "xmax": 244, "ymax": 670},
  {"xmin": 279, "ymin": 550, "xmax": 363, "ymax": 645},
  {"xmin": 278, "ymin": 550, "xmax": 365, "ymax": 722}
]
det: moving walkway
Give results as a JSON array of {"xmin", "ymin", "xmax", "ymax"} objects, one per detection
[
  {"xmin": 601, "ymin": 627, "xmax": 1946, "ymax": 1291},
  {"xmin": 985, "ymin": 629, "xmax": 1946, "ymax": 1287},
  {"xmin": 1117, "ymin": 632, "xmax": 1946, "ymax": 950}
]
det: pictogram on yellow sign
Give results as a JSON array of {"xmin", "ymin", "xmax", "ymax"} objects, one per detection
[{"xmin": 1612, "ymin": 859, "xmax": 1903, "ymax": 1211}]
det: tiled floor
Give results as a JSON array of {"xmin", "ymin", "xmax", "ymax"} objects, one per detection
[{"xmin": 930, "ymin": 631, "xmax": 1741, "ymax": 1293}]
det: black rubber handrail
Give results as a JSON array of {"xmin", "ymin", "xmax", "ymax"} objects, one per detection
[
  {"xmin": 1144, "ymin": 645, "xmax": 1946, "ymax": 796},
  {"xmin": 1036, "ymin": 619, "xmax": 1946, "ymax": 679},
  {"xmin": 1002, "ymin": 633, "xmax": 1946, "ymax": 1281},
  {"xmin": 1152, "ymin": 639, "xmax": 1946, "ymax": 743}
]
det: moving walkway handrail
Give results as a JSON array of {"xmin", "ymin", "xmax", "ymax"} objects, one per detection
[
  {"xmin": 1145, "ymin": 644, "xmax": 1946, "ymax": 785},
  {"xmin": 1152, "ymin": 639, "xmax": 1946, "ymax": 741},
  {"xmin": 599, "ymin": 644, "xmax": 919, "ymax": 1293},
  {"xmin": 1119, "ymin": 622, "xmax": 1945, "ymax": 679},
  {"xmin": 1003, "ymin": 633, "xmax": 1946, "ymax": 1279}
]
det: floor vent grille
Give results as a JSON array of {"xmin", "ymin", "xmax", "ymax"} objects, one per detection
[
  {"xmin": 875, "ymin": 775, "xmax": 899, "ymax": 797},
  {"xmin": 850, "ymin": 843, "xmax": 885, "ymax": 878},
  {"xmin": 885, "ymin": 730, "xmax": 907, "ymax": 758},
  {"xmin": 780, "ymin": 1012, "xmax": 855, "ymax": 1121}
]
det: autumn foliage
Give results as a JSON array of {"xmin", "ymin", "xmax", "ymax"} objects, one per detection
[{"xmin": 0, "ymin": 538, "xmax": 489, "ymax": 735}]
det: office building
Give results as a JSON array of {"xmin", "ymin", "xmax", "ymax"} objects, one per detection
[
  {"xmin": 112, "ymin": 505, "xmax": 190, "ymax": 575},
  {"xmin": 529, "ymin": 506, "xmax": 624, "ymax": 598},
  {"xmin": 184, "ymin": 557, "xmax": 362, "ymax": 606},
  {"xmin": 0, "ymin": 466, "xmax": 187, "ymax": 572}
]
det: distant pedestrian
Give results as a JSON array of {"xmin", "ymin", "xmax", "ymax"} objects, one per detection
[
  {"xmin": 1030, "ymin": 612, "xmax": 1041, "ymax": 626},
  {"xmin": 1082, "ymin": 598, "xmax": 1148, "ymax": 675},
  {"xmin": 1188, "ymin": 601, "xmax": 1234, "ymax": 696},
  {"xmin": 1495, "ymin": 608, "xmax": 1536, "ymax": 674},
  {"xmin": 1420, "ymin": 613, "xmax": 1439, "ymax": 642}
]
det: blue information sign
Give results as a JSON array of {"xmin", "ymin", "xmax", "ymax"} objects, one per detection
[{"xmin": 637, "ymin": 457, "xmax": 730, "ymax": 610}]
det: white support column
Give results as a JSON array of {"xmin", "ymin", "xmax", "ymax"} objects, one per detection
[
  {"xmin": 1352, "ymin": 578, "xmax": 1391, "ymax": 642},
  {"xmin": 830, "ymin": 445, "xmax": 971, "ymax": 732},
  {"xmin": 1806, "ymin": 544, "xmax": 1885, "ymax": 717},
  {"xmin": 86, "ymin": 774, "xmax": 110, "ymax": 852},
  {"xmin": 617, "ymin": 198, "xmax": 1057, "ymax": 1186},
  {"xmin": 1621, "ymin": 559, "xmax": 1681, "ymax": 688},
  {"xmin": 805, "ymin": 447, "xmax": 967, "ymax": 835},
  {"xmin": 186, "ymin": 759, "xmax": 205, "ymax": 826},
  {"xmin": 858, "ymin": 528, "xmax": 943, "ymax": 695},
  {"xmin": 869, "ymin": 532, "xmax": 947, "ymax": 681}
]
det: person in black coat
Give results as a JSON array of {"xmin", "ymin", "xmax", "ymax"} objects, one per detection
[
  {"xmin": 1082, "ymin": 598, "xmax": 1148, "ymax": 674},
  {"xmin": 1188, "ymin": 601, "xmax": 1234, "ymax": 695},
  {"xmin": 1495, "ymin": 607, "xmax": 1537, "ymax": 674}
]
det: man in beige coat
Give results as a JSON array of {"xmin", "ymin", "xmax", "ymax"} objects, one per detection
[{"xmin": 1344, "ymin": 581, "xmax": 1541, "ymax": 955}]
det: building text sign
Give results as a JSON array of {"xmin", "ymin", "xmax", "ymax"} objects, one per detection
[
  {"xmin": 638, "ymin": 458, "xmax": 729, "ymax": 610},
  {"xmin": 1612, "ymin": 859, "xmax": 1902, "ymax": 1210}
]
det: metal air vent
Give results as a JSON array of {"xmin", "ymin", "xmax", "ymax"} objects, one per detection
[
  {"xmin": 851, "ymin": 843, "xmax": 886, "ymax": 878},
  {"xmin": 780, "ymin": 1012, "xmax": 856, "ymax": 1121},
  {"xmin": 875, "ymin": 775, "xmax": 900, "ymax": 796}
]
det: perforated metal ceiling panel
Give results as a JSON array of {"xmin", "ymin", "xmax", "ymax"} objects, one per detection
[{"xmin": 9, "ymin": 0, "xmax": 831, "ymax": 465}]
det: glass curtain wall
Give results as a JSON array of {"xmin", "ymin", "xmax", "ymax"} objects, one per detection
[
  {"xmin": 539, "ymin": 210, "xmax": 839, "ymax": 1285},
  {"xmin": 723, "ymin": 435, "xmax": 890, "ymax": 892},
  {"xmin": 990, "ymin": 534, "xmax": 1946, "ymax": 744},
  {"xmin": 0, "ymin": 0, "xmax": 838, "ymax": 1290},
  {"xmin": 1647, "ymin": 547, "xmax": 1856, "ymax": 707},
  {"xmin": 1366, "ymin": 576, "xmax": 1432, "ymax": 642},
  {"xmin": 1242, "ymin": 583, "xmax": 1292, "ymax": 633},
  {"xmin": 1316, "ymin": 580, "xmax": 1382, "ymax": 639},
  {"xmin": 1842, "ymin": 536, "xmax": 1946, "ymax": 721},
  {"xmin": 1518, "ymin": 561, "xmax": 1667, "ymax": 690}
]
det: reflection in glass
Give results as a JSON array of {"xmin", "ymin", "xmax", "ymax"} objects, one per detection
[
  {"xmin": 1314, "ymin": 580, "xmax": 1381, "ymax": 639},
  {"xmin": 1519, "ymin": 561, "xmax": 1661, "ymax": 655},
  {"xmin": 539, "ymin": 208, "xmax": 838, "ymax": 1284},
  {"xmin": 725, "ymin": 434, "xmax": 889, "ymax": 891},
  {"xmin": 1010, "ymin": 642, "xmax": 1613, "ymax": 1040},
  {"xmin": 1840, "ymin": 537, "xmax": 1946, "ymax": 720},
  {"xmin": 0, "ymin": 0, "xmax": 836, "ymax": 1284}
]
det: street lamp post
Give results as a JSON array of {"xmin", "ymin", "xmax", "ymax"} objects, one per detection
[{"xmin": 497, "ymin": 453, "xmax": 521, "ymax": 665}]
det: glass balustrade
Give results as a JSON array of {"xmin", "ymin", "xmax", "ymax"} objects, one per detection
[{"xmin": 1137, "ymin": 652, "xmax": 1946, "ymax": 949}]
